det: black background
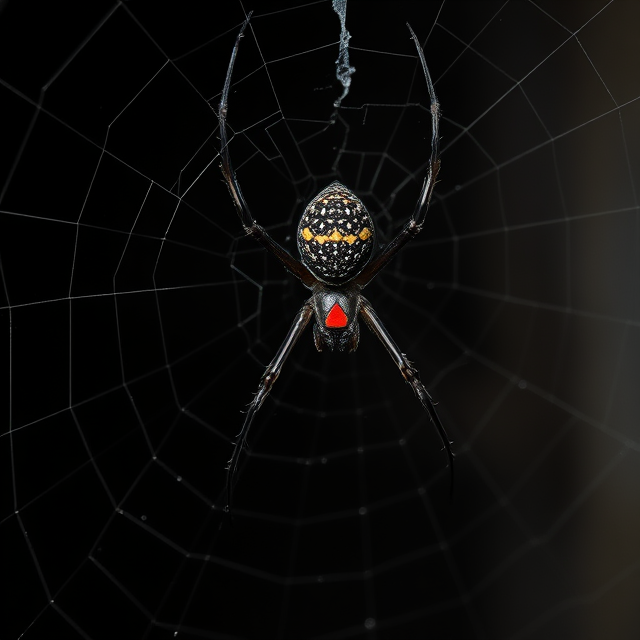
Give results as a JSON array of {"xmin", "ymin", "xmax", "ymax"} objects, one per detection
[{"xmin": 2, "ymin": 1, "xmax": 640, "ymax": 639}]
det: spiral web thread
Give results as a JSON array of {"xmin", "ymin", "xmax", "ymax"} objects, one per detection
[{"xmin": 2, "ymin": 1, "xmax": 640, "ymax": 638}]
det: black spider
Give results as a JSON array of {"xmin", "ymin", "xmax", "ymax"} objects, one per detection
[{"xmin": 219, "ymin": 15, "xmax": 453, "ymax": 511}]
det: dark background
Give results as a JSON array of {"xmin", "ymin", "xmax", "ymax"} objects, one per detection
[{"xmin": 2, "ymin": 1, "xmax": 640, "ymax": 638}]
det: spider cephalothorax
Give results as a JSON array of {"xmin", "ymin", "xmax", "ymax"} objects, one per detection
[
  {"xmin": 311, "ymin": 283, "xmax": 361, "ymax": 353},
  {"xmin": 218, "ymin": 13, "xmax": 453, "ymax": 511}
]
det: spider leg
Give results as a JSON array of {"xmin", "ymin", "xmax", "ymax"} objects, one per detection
[
  {"xmin": 225, "ymin": 299, "xmax": 314, "ymax": 511},
  {"xmin": 218, "ymin": 14, "xmax": 316, "ymax": 288},
  {"xmin": 359, "ymin": 298, "xmax": 454, "ymax": 496},
  {"xmin": 354, "ymin": 23, "xmax": 441, "ymax": 288}
]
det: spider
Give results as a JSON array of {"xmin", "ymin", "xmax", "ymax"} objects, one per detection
[{"xmin": 218, "ymin": 14, "xmax": 453, "ymax": 511}]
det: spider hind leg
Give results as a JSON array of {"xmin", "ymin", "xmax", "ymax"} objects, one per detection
[
  {"xmin": 224, "ymin": 301, "xmax": 314, "ymax": 511},
  {"xmin": 360, "ymin": 298, "xmax": 454, "ymax": 495}
]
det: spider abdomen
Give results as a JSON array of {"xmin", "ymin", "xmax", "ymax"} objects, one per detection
[{"xmin": 297, "ymin": 181, "xmax": 374, "ymax": 284}]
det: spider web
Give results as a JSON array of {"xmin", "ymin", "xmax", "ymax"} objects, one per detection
[{"xmin": 2, "ymin": 0, "xmax": 640, "ymax": 638}]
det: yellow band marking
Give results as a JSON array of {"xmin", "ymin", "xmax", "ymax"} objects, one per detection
[{"xmin": 301, "ymin": 227, "xmax": 371, "ymax": 245}]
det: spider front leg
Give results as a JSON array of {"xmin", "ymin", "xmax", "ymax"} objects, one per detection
[
  {"xmin": 225, "ymin": 300, "xmax": 314, "ymax": 511},
  {"xmin": 354, "ymin": 23, "xmax": 441, "ymax": 289},
  {"xmin": 218, "ymin": 14, "xmax": 316, "ymax": 288},
  {"xmin": 360, "ymin": 298, "xmax": 454, "ymax": 495}
]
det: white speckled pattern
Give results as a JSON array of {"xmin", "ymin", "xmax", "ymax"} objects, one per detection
[{"xmin": 297, "ymin": 181, "xmax": 374, "ymax": 283}]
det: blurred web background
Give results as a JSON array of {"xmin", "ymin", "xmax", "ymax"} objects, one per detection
[{"xmin": 2, "ymin": 1, "xmax": 640, "ymax": 638}]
